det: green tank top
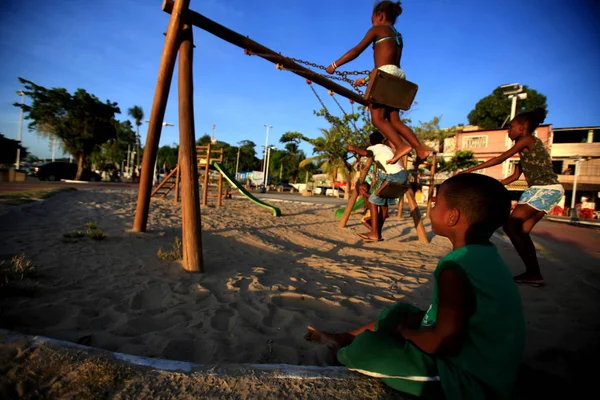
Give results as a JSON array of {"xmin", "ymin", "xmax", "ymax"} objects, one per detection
[
  {"xmin": 520, "ymin": 137, "xmax": 559, "ymax": 186},
  {"xmin": 420, "ymin": 244, "xmax": 525, "ymax": 399}
]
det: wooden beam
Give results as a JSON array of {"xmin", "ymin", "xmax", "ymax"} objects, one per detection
[
  {"xmin": 162, "ymin": 0, "xmax": 366, "ymax": 106},
  {"xmin": 426, "ymin": 152, "xmax": 437, "ymax": 219},
  {"xmin": 134, "ymin": 0, "xmax": 191, "ymax": 232},
  {"xmin": 178, "ymin": 23, "xmax": 203, "ymax": 273},
  {"xmin": 338, "ymin": 158, "xmax": 373, "ymax": 228},
  {"xmin": 405, "ymin": 188, "xmax": 429, "ymax": 244}
]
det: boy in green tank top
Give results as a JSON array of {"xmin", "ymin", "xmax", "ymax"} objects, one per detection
[{"xmin": 305, "ymin": 173, "xmax": 525, "ymax": 399}]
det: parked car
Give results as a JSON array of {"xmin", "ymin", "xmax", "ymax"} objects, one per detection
[
  {"xmin": 276, "ymin": 182, "xmax": 295, "ymax": 192},
  {"xmin": 34, "ymin": 162, "xmax": 101, "ymax": 181}
]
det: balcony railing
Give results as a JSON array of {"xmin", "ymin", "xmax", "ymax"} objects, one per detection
[{"xmin": 551, "ymin": 143, "xmax": 600, "ymax": 158}]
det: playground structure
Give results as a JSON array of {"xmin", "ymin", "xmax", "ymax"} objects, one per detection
[
  {"xmin": 133, "ymin": 0, "xmax": 422, "ymax": 272},
  {"xmin": 152, "ymin": 144, "xmax": 281, "ymax": 216},
  {"xmin": 337, "ymin": 153, "xmax": 438, "ymax": 244}
]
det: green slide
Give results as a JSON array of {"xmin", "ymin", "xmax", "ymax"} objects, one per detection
[
  {"xmin": 212, "ymin": 162, "xmax": 282, "ymax": 217},
  {"xmin": 334, "ymin": 197, "xmax": 365, "ymax": 219}
]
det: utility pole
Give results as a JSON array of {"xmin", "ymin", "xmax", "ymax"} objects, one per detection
[
  {"xmin": 211, "ymin": 124, "xmax": 217, "ymax": 144},
  {"xmin": 262, "ymin": 124, "xmax": 272, "ymax": 177},
  {"xmin": 15, "ymin": 91, "xmax": 24, "ymax": 169},
  {"xmin": 235, "ymin": 146, "xmax": 241, "ymax": 180}
]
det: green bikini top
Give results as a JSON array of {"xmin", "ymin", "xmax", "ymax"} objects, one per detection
[{"xmin": 373, "ymin": 25, "xmax": 403, "ymax": 49}]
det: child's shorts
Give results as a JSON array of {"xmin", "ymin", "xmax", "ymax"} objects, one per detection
[
  {"xmin": 518, "ymin": 184, "xmax": 564, "ymax": 213},
  {"xmin": 369, "ymin": 170, "xmax": 408, "ymax": 206},
  {"xmin": 378, "ymin": 64, "xmax": 406, "ymax": 80},
  {"xmin": 337, "ymin": 303, "xmax": 441, "ymax": 397}
]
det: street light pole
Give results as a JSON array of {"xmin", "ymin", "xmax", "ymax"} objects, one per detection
[
  {"xmin": 235, "ymin": 146, "xmax": 241, "ymax": 180},
  {"xmin": 15, "ymin": 91, "xmax": 25, "ymax": 169},
  {"xmin": 264, "ymin": 146, "xmax": 275, "ymax": 188},
  {"xmin": 569, "ymin": 157, "xmax": 585, "ymax": 223},
  {"xmin": 262, "ymin": 124, "xmax": 272, "ymax": 176}
]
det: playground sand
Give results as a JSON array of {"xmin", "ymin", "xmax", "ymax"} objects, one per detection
[{"xmin": 0, "ymin": 189, "xmax": 598, "ymax": 396}]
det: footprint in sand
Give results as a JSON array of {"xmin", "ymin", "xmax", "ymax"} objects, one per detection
[
  {"xmin": 210, "ymin": 308, "xmax": 235, "ymax": 331},
  {"xmin": 271, "ymin": 292, "xmax": 342, "ymax": 315},
  {"xmin": 129, "ymin": 285, "xmax": 172, "ymax": 310}
]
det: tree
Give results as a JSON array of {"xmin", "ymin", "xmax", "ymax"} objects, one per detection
[
  {"xmin": 90, "ymin": 120, "xmax": 136, "ymax": 170},
  {"xmin": 414, "ymin": 116, "xmax": 457, "ymax": 153},
  {"xmin": 0, "ymin": 133, "xmax": 29, "ymax": 165},
  {"xmin": 127, "ymin": 105, "xmax": 144, "ymax": 168},
  {"xmin": 15, "ymin": 78, "xmax": 120, "ymax": 179},
  {"xmin": 467, "ymin": 85, "xmax": 548, "ymax": 129},
  {"xmin": 437, "ymin": 151, "xmax": 480, "ymax": 173}
]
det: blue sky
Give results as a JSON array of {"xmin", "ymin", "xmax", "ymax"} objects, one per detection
[{"xmin": 1, "ymin": 0, "xmax": 598, "ymax": 160}]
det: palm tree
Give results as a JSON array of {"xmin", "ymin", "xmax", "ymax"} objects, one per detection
[
  {"xmin": 282, "ymin": 128, "xmax": 354, "ymax": 199},
  {"xmin": 127, "ymin": 106, "xmax": 144, "ymax": 169}
]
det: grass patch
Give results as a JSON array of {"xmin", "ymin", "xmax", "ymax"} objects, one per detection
[
  {"xmin": 0, "ymin": 187, "xmax": 76, "ymax": 205},
  {"xmin": 84, "ymin": 221, "xmax": 107, "ymax": 241},
  {"xmin": 0, "ymin": 253, "xmax": 39, "ymax": 297},
  {"xmin": 157, "ymin": 236, "xmax": 183, "ymax": 261},
  {"xmin": 62, "ymin": 222, "xmax": 107, "ymax": 243}
]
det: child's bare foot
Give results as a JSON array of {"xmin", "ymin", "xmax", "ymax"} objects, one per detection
[
  {"xmin": 305, "ymin": 326, "xmax": 345, "ymax": 347},
  {"xmin": 514, "ymin": 272, "xmax": 545, "ymax": 287},
  {"xmin": 386, "ymin": 146, "xmax": 412, "ymax": 165}
]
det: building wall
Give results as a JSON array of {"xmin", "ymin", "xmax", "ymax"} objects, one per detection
[{"xmin": 455, "ymin": 125, "xmax": 552, "ymax": 180}]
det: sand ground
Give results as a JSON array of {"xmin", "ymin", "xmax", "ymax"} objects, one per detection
[{"xmin": 1, "ymin": 189, "xmax": 598, "ymax": 398}]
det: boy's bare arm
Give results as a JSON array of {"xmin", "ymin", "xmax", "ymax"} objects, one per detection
[
  {"xmin": 347, "ymin": 144, "xmax": 371, "ymax": 158},
  {"xmin": 399, "ymin": 267, "xmax": 468, "ymax": 356}
]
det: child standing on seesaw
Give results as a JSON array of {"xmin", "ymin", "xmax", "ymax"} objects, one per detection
[
  {"xmin": 325, "ymin": 0, "xmax": 430, "ymax": 166},
  {"xmin": 348, "ymin": 131, "xmax": 407, "ymax": 242},
  {"xmin": 305, "ymin": 173, "xmax": 525, "ymax": 399},
  {"xmin": 462, "ymin": 108, "xmax": 563, "ymax": 287}
]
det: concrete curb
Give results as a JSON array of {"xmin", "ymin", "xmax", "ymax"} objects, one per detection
[{"xmin": 0, "ymin": 329, "xmax": 357, "ymax": 380}]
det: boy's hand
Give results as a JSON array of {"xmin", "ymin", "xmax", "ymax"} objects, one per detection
[
  {"xmin": 355, "ymin": 78, "xmax": 366, "ymax": 87},
  {"xmin": 326, "ymin": 65, "xmax": 335, "ymax": 74}
]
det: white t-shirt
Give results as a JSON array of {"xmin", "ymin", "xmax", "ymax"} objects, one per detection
[{"xmin": 367, "ymin": 144, "xmax": 403, "ymax": 174}]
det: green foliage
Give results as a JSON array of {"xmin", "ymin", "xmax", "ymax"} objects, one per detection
[
  {"xmin": 438, "ymin": 151, "xmax": 481, "ymax": 172},
  {"xmin": 157, "ymin": 237, "xmax": 183, "ymax": 261},
  {"xmin": 0, "ymin": 254, "xmax": 39, "ymax": 297},
  {"xmin": 90, "ymin": 120, "xmax": 136, "ymax": 170},
  {"xmin": 84, "ymin": 221, "xmax": 107, "ymax": 241},
  {"xmin": 0, "ymin": 133, "xmax": 29, "ymax": 165},
  {"xmin": 414, "ymin": 116, "xmax": 457, "ymax": 153},
  {"xmin": 467, "ymin": 85, "xmax": 548, "ymax": 129},
  {"xmin": 15, "ymin": 78, "xmax": 120, "ymax": 179}
]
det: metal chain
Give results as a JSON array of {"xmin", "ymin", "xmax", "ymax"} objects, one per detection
[
  {"xmin": 245, "ymin": 50, "xmax": 369, "ymax": 94},
  {"xmin": 330, "ymin": 93, "xmax": 361, "ymax": 135}
]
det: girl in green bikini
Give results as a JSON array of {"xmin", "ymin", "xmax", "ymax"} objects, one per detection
[{"xmin": 325, "ymin": 0, "xmax": 430, "ymax": 166}]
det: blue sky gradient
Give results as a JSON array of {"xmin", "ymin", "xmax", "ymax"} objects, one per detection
[{"xmin": 1, "ymin": 0, "xmax": 598, "ymax": 159}]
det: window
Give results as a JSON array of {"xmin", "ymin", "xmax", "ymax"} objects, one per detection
[
  {"xmin": 552, "ymin": 160, "xmax": 563, "ymax": 175},
  {"xmin": 507, "ymin": 160, "xmax": 520, "ymax": 175},
  {"xmin": 462, "ymin": 135, "xmax": 488, "ymax": 149}
]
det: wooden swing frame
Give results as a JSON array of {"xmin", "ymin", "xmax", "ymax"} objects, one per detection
[{"xmin": 133, "ymin": 0, "xmax": 421, "ymax": 272}]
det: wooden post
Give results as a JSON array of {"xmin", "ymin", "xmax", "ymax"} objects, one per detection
[
  {"xmin": 174, "ymin": 164, "xmax": 181, "ymax": 203},
  {"xmin": 133, "ymin": 0, "xmax": 191, "ymax": 232},
  {"xmin": 397, "ymin": 194, "xmax": 404, "ymax": 218},
  {"xmin": 405, "ymin": 188, "xmax": 429, "ymax": 244},
  {"xmin": 217, "ymin": 173, "xmax": 223, "ymax": 207},
  {"xmin": 202, "ymin": 143, "xmax": 211, "ymax": 206},
  {"xmin": 338, "ymin": 158, "xmax": 373, "ymax": 228},
  {"xmin": 426, "ymin": 152, "xmax": 437, "ymax": 219},
  {"xmin": 177, "ymin": 23, "xmax": 203, "ymax": 273}
]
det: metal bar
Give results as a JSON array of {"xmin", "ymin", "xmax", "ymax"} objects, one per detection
[{"xmin": 162, "ymin": 0, "xmax": 366, "ymax": 106}]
